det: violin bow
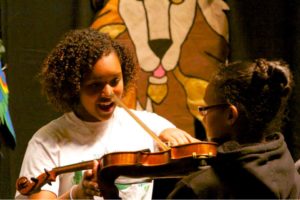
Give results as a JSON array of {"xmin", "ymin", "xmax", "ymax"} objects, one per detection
[{"xmin": 111, "ymin": 93, "xmax": 170, "ymax": 151}]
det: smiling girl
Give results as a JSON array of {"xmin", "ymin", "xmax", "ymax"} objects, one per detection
[{"xmin": 16, "ymin": 28, "xmax": 197, "ymax": 200}]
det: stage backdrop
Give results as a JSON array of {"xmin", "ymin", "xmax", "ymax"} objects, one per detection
[{"xmin": 90, "ymin": 0, "xmax": 230, "ymax": 137}]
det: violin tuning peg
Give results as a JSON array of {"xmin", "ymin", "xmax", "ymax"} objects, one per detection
[
  {"xmin": 46, "ymin": 181, "xmax": 52, "ymax": 186},
  {"xmin": 44, "ymin": 168, "xmax": 50, "ymax": 176},
  {"xmin": 31, "ymin": 177, "xmax": 38, "ymax": 183}
]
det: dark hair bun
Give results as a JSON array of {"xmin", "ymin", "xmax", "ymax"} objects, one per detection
[{"xmin": 253, "ymin": 59, "xmax": 291, "ymax": 98}]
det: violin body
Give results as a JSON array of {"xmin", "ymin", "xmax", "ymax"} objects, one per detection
[
  {"xmin": 99, "ymin": 141, "xmax": 216, "ymax": 180},
  {"xmin": 16, "ymin": 141, "xmax": 217, "ymax": 199}
]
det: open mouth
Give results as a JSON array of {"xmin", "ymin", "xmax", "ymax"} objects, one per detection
[{"xmin": 97, "ymin": 102, "xmax": 115, "ymax": 112}]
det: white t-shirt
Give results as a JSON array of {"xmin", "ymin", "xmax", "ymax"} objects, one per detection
[{"xmin": 16, "ymin": 107, "xmax": 175, "ymax": 199}]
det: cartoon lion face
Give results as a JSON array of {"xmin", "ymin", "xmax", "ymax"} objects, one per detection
[{"xmin": 91, "ymin": 0, "xmax": 229, "ymax": 136}]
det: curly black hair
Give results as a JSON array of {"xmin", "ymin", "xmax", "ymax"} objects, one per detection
[
  {"xmin": 211, "ymin": 58, "xmax": 293, "ymax": 143},
  {"xmin": 40, "ymin": 28, "xmax": 138, "ymax": 112}
]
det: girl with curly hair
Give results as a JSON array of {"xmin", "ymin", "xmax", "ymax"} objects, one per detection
[
  {"xmin": 168, "ymin": 59, "xmax": 300, "ymax": 199},
  {"xmin": 16, "ymin": 28, "xmax": 197, "ymax": 199}
]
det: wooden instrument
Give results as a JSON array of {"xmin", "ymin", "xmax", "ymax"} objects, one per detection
[{"xmin": 16, "ymin": 141, "xmax": 216, "ymax": 198}]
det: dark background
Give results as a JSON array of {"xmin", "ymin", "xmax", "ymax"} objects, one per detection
[{"xmin": 0, "ymin": 0, "xmax": 300, "ymax": 198}]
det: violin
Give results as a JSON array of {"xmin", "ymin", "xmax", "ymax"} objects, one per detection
[
  {"xmin": 16, "ymin": 93, "xmax": 217, "ymax": 199},
  {"xmin": 16, "ymin": 141, "xmax": 217, "ymax": 198}
]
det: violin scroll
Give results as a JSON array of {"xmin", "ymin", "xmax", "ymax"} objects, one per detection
[
  {"xmin": 16, "ymin": 168, "xmax": 56, "ymax": 195},
  {"xmin": 16, "ymin": 176, "xmax": 32, "ymax": 194}
]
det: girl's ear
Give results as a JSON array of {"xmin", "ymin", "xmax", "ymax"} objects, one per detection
[{"xmin": 226, "ymin": 105, "xmax": 238, "ymax": 125}]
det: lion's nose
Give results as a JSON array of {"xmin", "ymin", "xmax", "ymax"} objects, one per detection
[{"xmin": 148, "ymin": 39, "xmax": 172, "ymax": 59}]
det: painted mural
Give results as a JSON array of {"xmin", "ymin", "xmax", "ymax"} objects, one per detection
[{"xmin": 91, "ymin": 0, "xmax": 229, "ymax": 136}]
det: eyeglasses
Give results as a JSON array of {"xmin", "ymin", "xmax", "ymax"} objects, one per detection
[{"xmin": 198, "ymin": 103, "xmax": 230, "ymax": 116}]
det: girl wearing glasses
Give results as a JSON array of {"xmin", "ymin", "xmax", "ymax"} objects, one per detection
[{"xmin": 168, "ymin": 59, "xmax": 300, "ymax": 199}]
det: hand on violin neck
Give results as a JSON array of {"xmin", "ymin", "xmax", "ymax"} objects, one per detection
[
  {"xmin": 76, "ymin": 160, "xmax": 101, "ymax": 199},
  {"xmin": 158, "ymin": 128, "xmax": 200, "ymax": 148}
]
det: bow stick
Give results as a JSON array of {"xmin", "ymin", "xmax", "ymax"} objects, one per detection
[{"xmin": 110, "ymin": 93, "xmax": 170, "ymax": 151}]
